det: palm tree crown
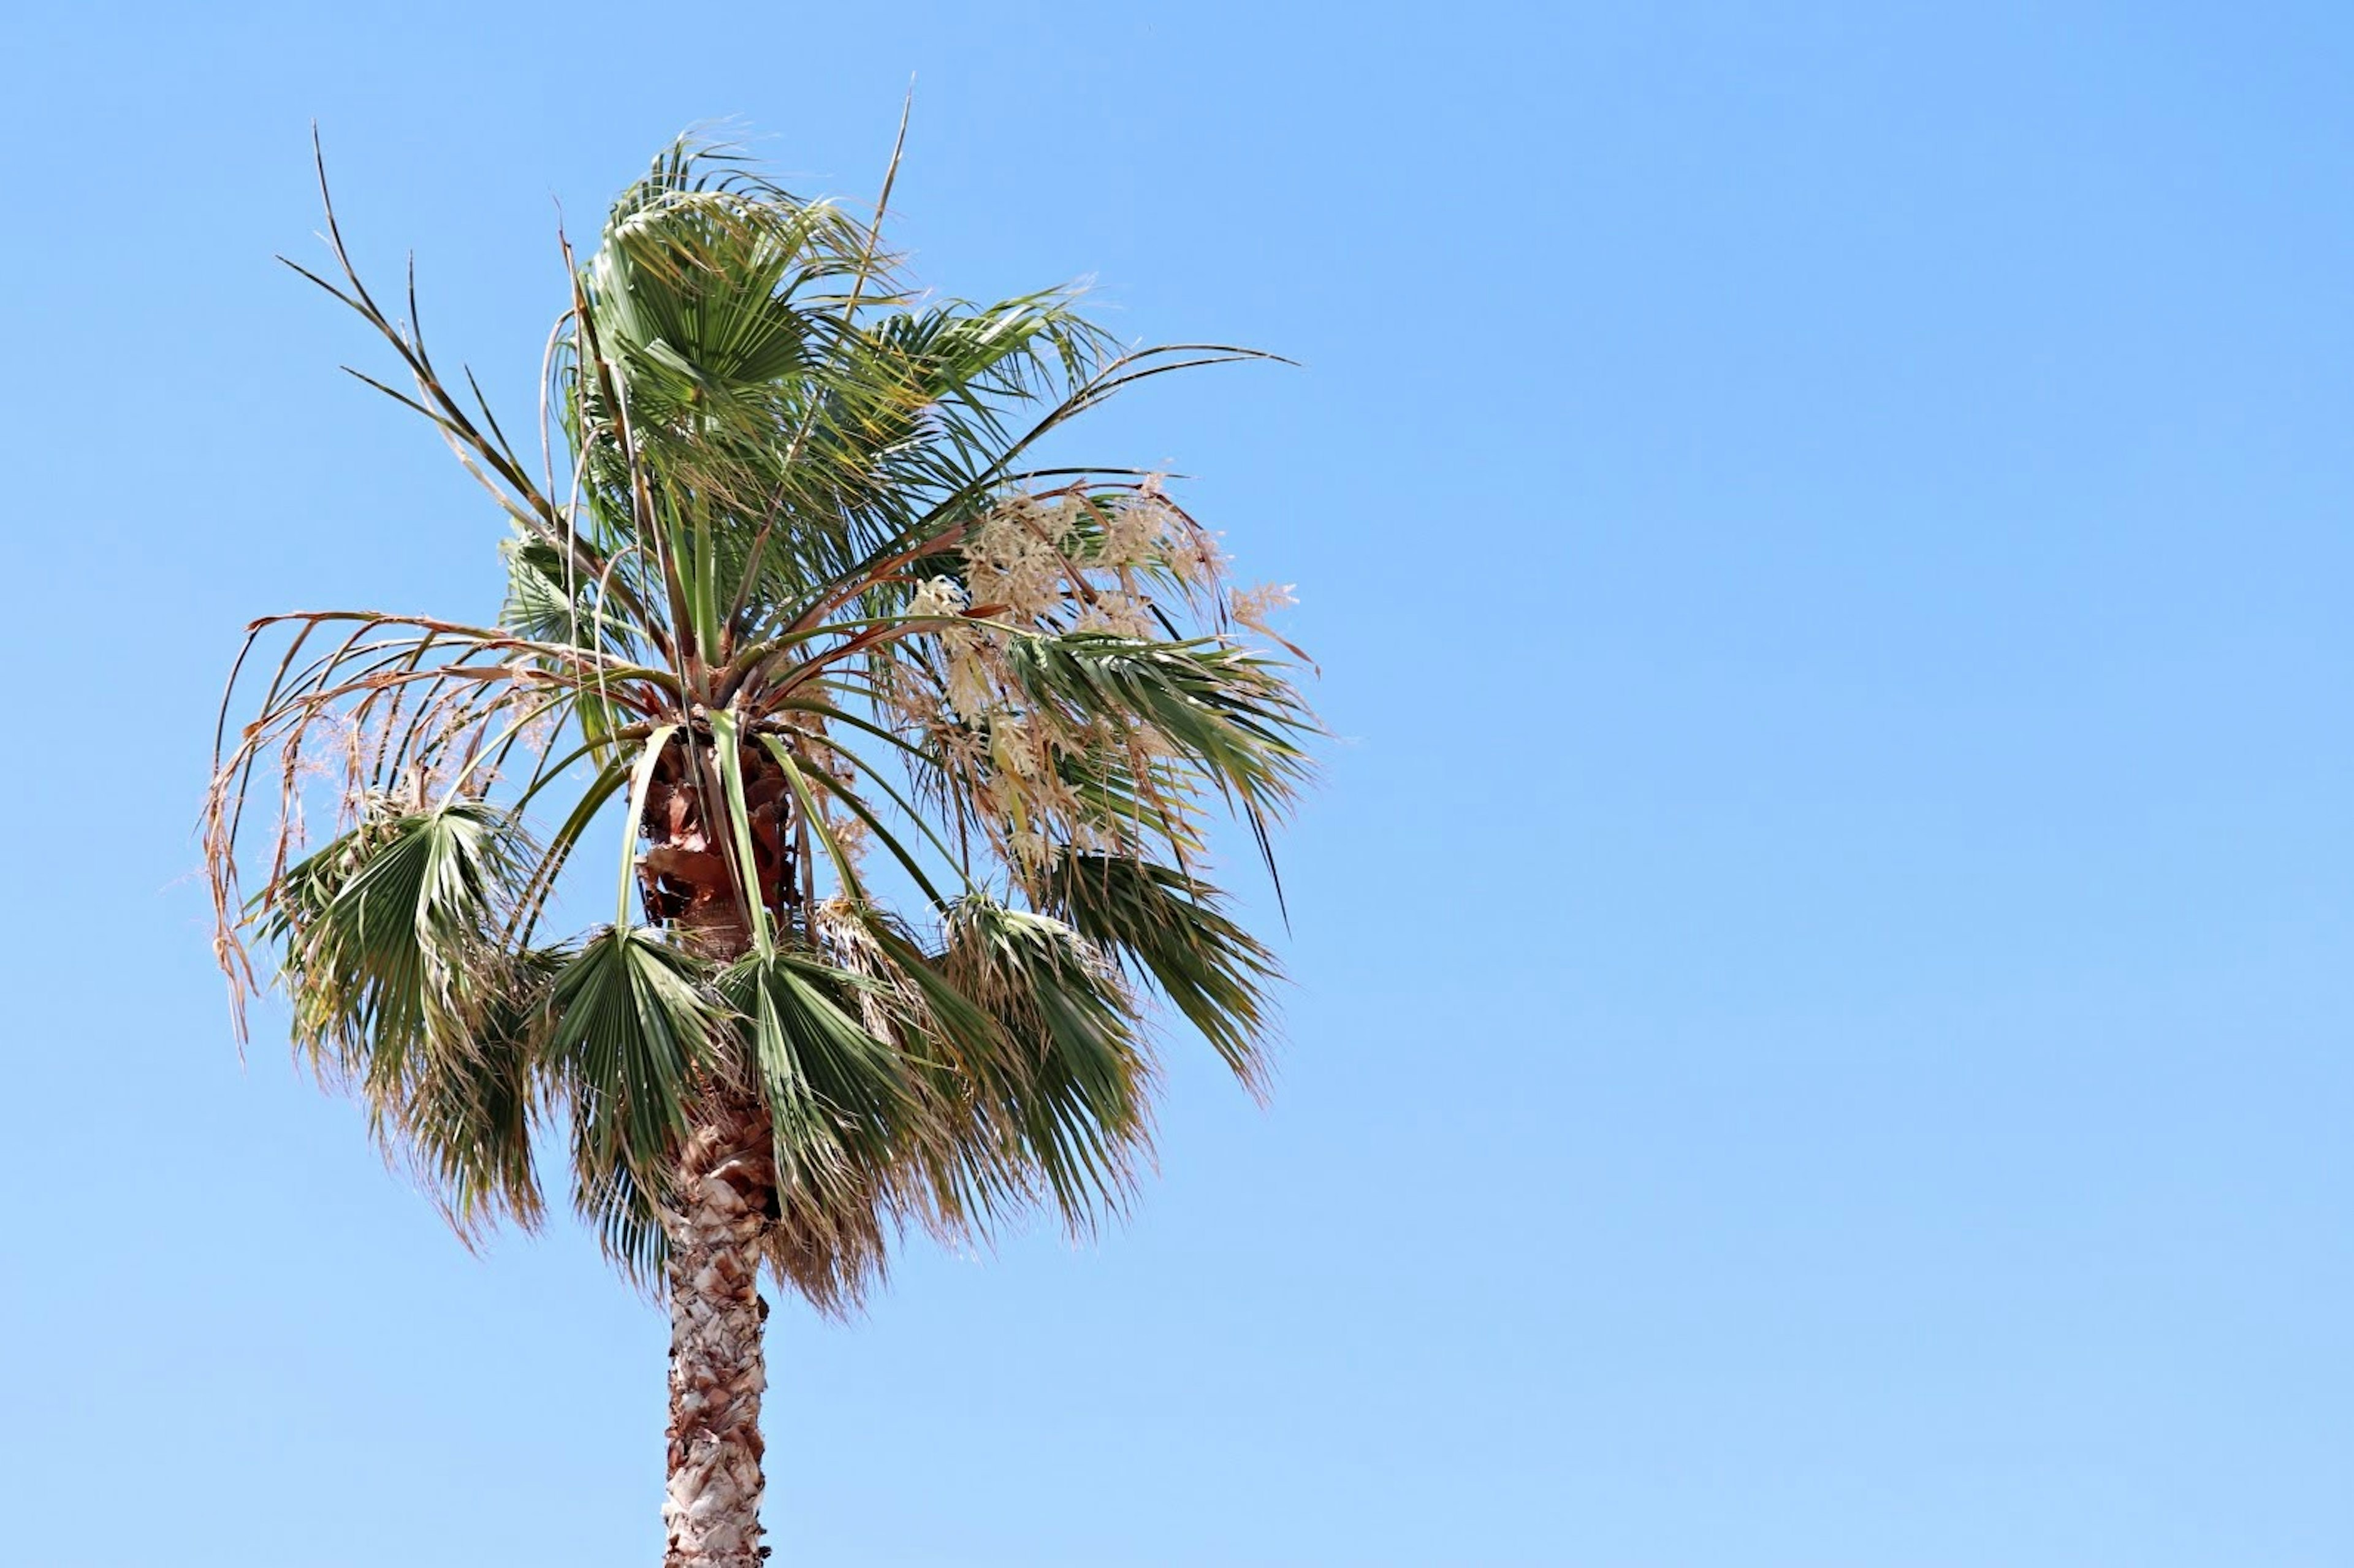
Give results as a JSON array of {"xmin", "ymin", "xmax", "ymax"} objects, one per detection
[{"xmin": 204, "ymin": 132, "xmax": 1316, "ymax": 1319}]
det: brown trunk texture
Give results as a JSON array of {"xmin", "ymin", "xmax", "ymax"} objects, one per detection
[
  {"xmin": 638, "ymin": 731, "xmax": 802, "ymax": 938},
  {"xmin": 663, "ymin": 1099, "xmax": 776, "ymax": 1568},
  {"xmin": 642, "ymin": 727, "xmax": 786, "ymax": 1564}
]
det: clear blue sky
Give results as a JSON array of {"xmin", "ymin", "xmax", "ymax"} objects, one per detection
[{"xmin": 4, "ymin": 2, "xmax": 2351, "ymax": 1564}]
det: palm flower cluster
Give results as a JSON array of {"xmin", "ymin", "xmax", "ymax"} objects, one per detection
[{"xmin": 204, "ymin": 135, "xmax": 1316, "ymax": 1321}]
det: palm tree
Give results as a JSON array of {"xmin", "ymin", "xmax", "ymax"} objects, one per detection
[{"xmin": 205, "ymin": 128, "xmax": 1314, "ymax": 1568}]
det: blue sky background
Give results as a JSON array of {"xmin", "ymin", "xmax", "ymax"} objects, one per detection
[{"xmin": 4, "ymin": 2, "xmax": 2352, "ymax": 1564}]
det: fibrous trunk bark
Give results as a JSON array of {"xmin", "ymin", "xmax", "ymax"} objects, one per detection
[
  {"xmin": 663, "ymin": 1100, "xmax": 776, "ymax": 1568},
  {"xmin": 642, "ymin": 726, "xmax": 785, "ymax": 1565}
]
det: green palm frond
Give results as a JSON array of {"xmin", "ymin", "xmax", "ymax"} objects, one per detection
[
  {"xmin": 718, "ymin": 948, "xmax": 929, "ymax": 1309},
  {"xmin": 266, "ymin": 797, "xmax": 534, "ymax": 1091},
  {"xmin": 544, "ymin": 925, "xmax": 725, "ymax": 1181},
  {"xmin": 573, "ymin": 1121, "xmax": 670, "ymax": 1289},
  {"xmin": 1042, "ymin": 852, "xmax": 1279, "ymax": 1093},
  {"xmin": 1001, "ymin": 631, "xmax": 1316, "ymax": 819},
  {"xmin": 500, "ymin": 530, "xmax": 650, "ymax": 657},
  {"xmin": 394, "ymin": 945, "xmax": 566, "ymax": 1239},
  {"xmin": 937, "ymin": 898, "xmax": 1154, "ymax": 1227}
]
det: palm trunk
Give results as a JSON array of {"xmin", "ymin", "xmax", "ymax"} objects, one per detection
[
  {"xmin": 663, "ymin": 1104, "xmax": 776, "ymax": 1568},
  {"xmin": 643, "ymin": 730, "xmax": 788, "ymax": 1566}
]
